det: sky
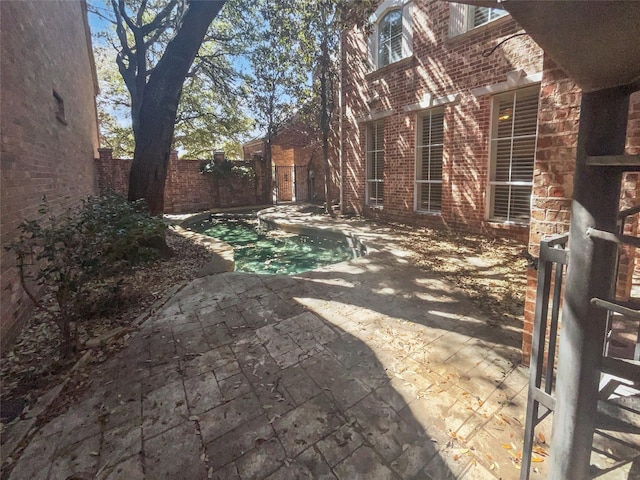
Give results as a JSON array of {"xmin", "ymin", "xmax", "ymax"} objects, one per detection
[{"xmin": 85, "ymin": 1, "xmax": 264, "ymax": 151}]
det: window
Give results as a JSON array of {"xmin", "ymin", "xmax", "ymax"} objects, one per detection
[
  {"xmin": 378, "ymin": 10, "xmax": 403, "ymax": 68},
  {"xmin": 471, "ymin": 6, "xmax": 506, "ymax": 28},
  {"xmin": 53, "ymin": 90, "xmax": 67, "ymax": 125},
  {"xmin": 368, "ymin": 0, "xmax": 413, "ymax": 71},
  {"xmin": 366, "ymin": 122, "xmax": 384, "ymax": 208},
  {"xmin": 416, "ymin": 109, "xmax": 444, "ymax": 213},
  {"xmin": 449, "ymin": 3, "xmax": 507, "ymax": 37},
  {"xmin": 488, "ymin": 87, "xmax": 539, "ymax": 223}
]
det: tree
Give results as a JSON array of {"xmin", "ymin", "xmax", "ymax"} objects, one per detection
[
  {"xmin": 94, "ymin": 43, "xmax": 136, "ymax": 157},
  {"xmin": 93, "ymin": 39, "xmax": 251, "ymax": 159},
  {"xmin": 245, "ymin": 0, "xmax": 311, "ymax": 203},
  {"xmin": 298, "ymin": 0, "xmax": 376, "ymax": 214},
  {"xmin": 174, "ymin": 74, "xmax": 251, "ymax": 158},
  {"xmin": 95, "ymin": 0, "xmax": 226, "ymax": 213}
]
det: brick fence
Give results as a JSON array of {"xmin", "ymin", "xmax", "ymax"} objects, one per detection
[{"xmin": 95, "ymin": 149, "xmax": 269, "ymax": 213}]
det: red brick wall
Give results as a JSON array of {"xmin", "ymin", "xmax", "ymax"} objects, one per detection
[
  {"xmin": 522, "ymin": 85, "xmax": 640, "ymax": 361},
  {"xmin": 340, "ymin": 2, "xmax": 640, "ymax": 363},
  {"xmin": 341, "ymin": 1, "xmax": 542, "ymax": 241},
  {"xmin": 244, "ymin": 125, "xmax": 338, "ymax": 203},
  {"xmin": 1, "ymin": 0, "xmax": 100, "ymax": 349},
  {"xmin": 95, "ymin": 150, "xmax": 263, "ymax": 214}
]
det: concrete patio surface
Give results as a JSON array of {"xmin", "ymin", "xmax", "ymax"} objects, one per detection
[{"xmin": 2, "ymin": 206, "xmax": 558, "ymax": 479}]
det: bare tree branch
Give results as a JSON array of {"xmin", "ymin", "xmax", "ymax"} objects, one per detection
[
  {"xmin": 136, "ymin": 0, "xmax": 148, "ymax": 26},
  {"xmin": 117, "ymin": 0, "xmax": 138, "ymax": 32},
  {"xmin": 141, "ymin": 0, "xmax": 178, "ymax": 35}
]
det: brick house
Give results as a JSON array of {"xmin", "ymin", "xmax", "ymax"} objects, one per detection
[
  {"xmin": 243, "ymin": 121, "xmax": 338, "ymax": 205},
  {"xmin": 338, "ymin": 0, "xmax": 640, "ymax": 359},
  {"xmin": 0, "ymin": 0, "xmax": 100, "ymax": 348}
]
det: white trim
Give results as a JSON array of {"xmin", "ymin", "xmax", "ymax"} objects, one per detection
[
  {"xmin": 356, "ymin": 109, "xmax": 394, "ymax": 124},
  {"xmin": 415, "ymin": 108, "xmax": 445, "ymax": 214},
  {"xmin": 472, "ymin": 71, "xmax": 543, "ymax": 97},
  {"xmin": 366, "ymin": 121, "xmax": 385, "ymax": 208},
  {"xmin": 485, "ymin": 86, "xmax": 540, "ymax": 223},
  {"xmin": 370, "ymin": 0, "xmax": 411, "ymax": 23},
  {"xmin": 404, "ymin": 93, "xmax": 460, "ymax": 112}
]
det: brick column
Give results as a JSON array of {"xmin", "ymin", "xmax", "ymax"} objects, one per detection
[{"xmin": 522, "ymin": 57, "xmax": 581, "ymax": 362}]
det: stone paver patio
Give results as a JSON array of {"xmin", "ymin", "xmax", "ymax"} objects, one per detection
[{"xmin": 5, "ymin": 207, "xmax": 548, "ymax": 479}]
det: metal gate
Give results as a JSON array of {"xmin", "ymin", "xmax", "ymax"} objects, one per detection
[
  {"xmin": 294, "ymin": 165, "xmax": 309, "ymax": 202},
  {"xmin": 274, "ymin": 165, "xmax": 309, "ymax": 203}
]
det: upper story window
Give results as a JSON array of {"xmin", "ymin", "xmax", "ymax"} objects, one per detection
[
  {"xmin": 53, "ymin": 90, "xmax": 67, "ymax": 125},
  {"xmin": 449, "ymin": 3, "xmax": 508, "ymax": 37},
  {"xmin": 368, "ymin": 0, "xmax": 413, "ymax": 71},
  {"xmin": 378, "ymin": 10, "xmax": 403, "ymax": 68},
  {"xmin": 471, "ymin": 6, "xmax": 506, "ymax": 28}
]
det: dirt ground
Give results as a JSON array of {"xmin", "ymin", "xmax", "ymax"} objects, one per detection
[{"xmin": 0, "ymin": 218, "xmax": 528, "ymax": 428}]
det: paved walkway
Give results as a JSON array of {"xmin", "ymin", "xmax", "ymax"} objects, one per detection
[{"xmin": 7, "ymin": 207, "xmax": 541, "ymax": 479}]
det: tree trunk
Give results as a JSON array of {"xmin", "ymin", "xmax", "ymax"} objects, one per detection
[
  {"xmin": 319, "ymin": 33, "xmax": 332, "ymax": 215},
  {"xmin": 128, "ymin": 0, "xmax": 226, "ymax": 214},
  {"xmin": 264, "ymin": 137, "xmax": 273, "ymax": 204}
]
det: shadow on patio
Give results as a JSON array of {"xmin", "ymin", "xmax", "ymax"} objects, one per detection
[{"xmin": 7, "ymin": 242, "xmax": 535, "ymax": 479}]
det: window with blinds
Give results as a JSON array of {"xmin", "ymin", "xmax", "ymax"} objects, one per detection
[
  {"xmin": 366, "ymin": 122, "xmax": 384, "ymax": 208},
  {"xmin": 378, "ymin": 10, "xmax": 403, "ymax": 68},
  {"xmin": 488, "ymin": 87, "xmax": 540, "ymax": 223},
  {"xmin": 368, "ymin": 1, "xmax": 413, "ymax": 71},
  {"xmin": 449, "ymin": 4, "xmax": 508, "ymax": 37},
  {"xmin": 471, "ymin": 7, "xmax": 507, "ymax": 28},
  {"xmin": 416, "ymin": 110, "xmax": 444, "ymax": 213}
]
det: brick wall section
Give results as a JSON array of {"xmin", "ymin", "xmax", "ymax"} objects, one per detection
[
  {"xmin": 1, "ymin": 0, "xmax": 100, "ymax": 349},
  {"xmin": 341, "ymin": 2, "xmax": 542, "ymax": 241},
  {"xmin": 521, "ymin": 88, "xmax": 640, "ymax": 362},
  {"xmin": 243, "ymin": 125, "xmax": 338, "ymax": 203},
  {"xmin": 95, "ymin": 150, "xmax": 263, "ymax": 214},
  {"xmin": 340, "ymin": 2, "xmax": 640, "ymax": 363},
  {"xmin": 521, "ymin": 58, "xmax": 581, "ymax": 360}
]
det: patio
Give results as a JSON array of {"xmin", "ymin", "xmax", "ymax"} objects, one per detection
[{"xmin": 3, "ymin": 206, "xmax": 635, "ymax": 479}]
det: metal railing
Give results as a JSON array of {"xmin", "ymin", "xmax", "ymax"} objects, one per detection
[{"xmin": 520, "ymin": 233, "xmax": 569, "ymax": 480}]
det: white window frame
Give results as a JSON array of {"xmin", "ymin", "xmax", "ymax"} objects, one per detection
[
  {"xmin": 366, "ymin": 121, "xmax": 384, "ymax": 208},
  {"xmin": 449, "ymin": 3, "xmax": 508, "ymax": 37},
  {"xmin": 415, "ymin": 108, "xmax": 444, "ymax": 214},
  {"xmin": 368, "ymin": 0, "xmax": 413, "ymax": 71},
  {"xmin": 377, "ymin": 9, "xmax": 403, "ymax": 68},
  {"xmin": 487, "ymin": 86, "xmax": 540, "ymax": 224}
]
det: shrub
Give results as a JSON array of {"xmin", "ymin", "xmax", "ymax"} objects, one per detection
[
  {"xmin": 6, "ymin": 194, "xmax": 167, "ymax": 357},
  {"xmin": 200, "ymin": 159, "xmax": 255, "ymax": 180}
]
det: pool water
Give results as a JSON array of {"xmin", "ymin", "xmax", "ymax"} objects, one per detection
[{"xmin": 191, "ymin": 217, "xmax": 357, "ymax": 275}]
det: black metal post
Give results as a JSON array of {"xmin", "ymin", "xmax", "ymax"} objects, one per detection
[{"xmin": 548, "ymin": 87, "xmax": 630, "ymax": 479}]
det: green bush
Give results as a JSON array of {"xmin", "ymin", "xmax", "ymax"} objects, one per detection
[
  {"xmin": 200, "ymin": 159, "xmax": 255, "ymax": 180},
  {"xmin": 6, "ymin": 194, "xmax": 167, "ymax": 357}
]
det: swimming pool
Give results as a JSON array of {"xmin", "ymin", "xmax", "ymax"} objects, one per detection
[{"xmin": 188, "ymin": 215, "xmax": 361, "ymax": 275}]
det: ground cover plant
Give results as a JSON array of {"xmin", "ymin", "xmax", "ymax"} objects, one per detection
[{"xmin": 6, "ymin": 194, "xmax": 167, "ymax": 359}]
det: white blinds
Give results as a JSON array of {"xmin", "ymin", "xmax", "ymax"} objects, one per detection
[
  {"xmin": 490, "ymin": 88, "xmax": 539, "ymax": 223},
  {"xmin": 416, "ymin": 110, "xmax": 444, "ymax": 212},
  {"xmin": 367, "ymin": 122, "xmax": 384, "ymax": 207}
]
